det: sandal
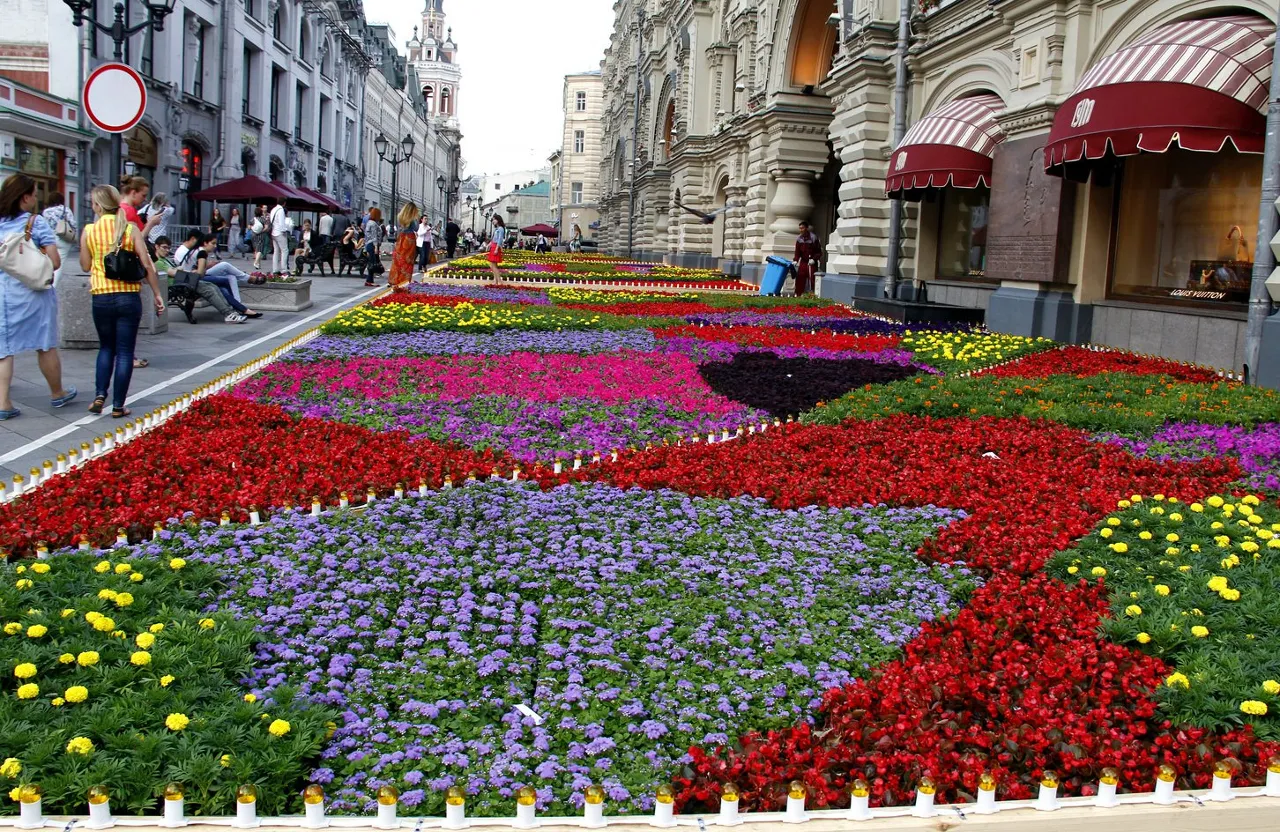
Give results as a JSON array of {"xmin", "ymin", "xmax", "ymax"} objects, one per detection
[
  {"xmin": 133, "ymin": 358, "xmax": 149, "ymax": 369},
  {"xmin": 111, "ymin": 407, "xmax": 132, "ymax": 419},
  {"xmin": 88, "ymin": 397, "xmax": 106, "ymax": 414}
]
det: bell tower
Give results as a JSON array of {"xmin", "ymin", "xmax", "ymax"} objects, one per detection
[{"xmin": 409, "ymin": 0, "xmax": 462, "ymax": 123}]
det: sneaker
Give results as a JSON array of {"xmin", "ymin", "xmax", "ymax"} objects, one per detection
[{"xmin": 224, "ymin": 313, "xmax": 248, "ymax": 324}]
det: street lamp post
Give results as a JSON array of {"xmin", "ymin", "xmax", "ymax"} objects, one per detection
[
  {"xmin": 436, "ymin": 174, "xmax": 460, "ymax": 232},
  {"xmin": 64, "ymin": 0, "xmax": 177, "ymax": 183},
  {"xmin": 375, "ymin": 132, "xmax": 416, "ymax": 232}
]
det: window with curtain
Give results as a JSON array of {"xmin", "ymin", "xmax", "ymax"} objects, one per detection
[{"xmin": 935, "ymin": 187, "xmax": 991, "ymax": 280}]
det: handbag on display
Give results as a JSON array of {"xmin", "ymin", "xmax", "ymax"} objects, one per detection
[
  {"xmin": 0, "ymin": 216, "xmax": 55, "ymax": 291},
  {"xmin": 103, "ymin": 220, "xmax": 145, "ymax": 284}
]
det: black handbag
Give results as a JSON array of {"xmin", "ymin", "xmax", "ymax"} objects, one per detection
[
  {"xmin": 170, "ymin": 269, "xmax": 200, "ymax": 294},
  {"xmin": 103, "ymin": 222, "xmax": 144, "ymax": 283}
]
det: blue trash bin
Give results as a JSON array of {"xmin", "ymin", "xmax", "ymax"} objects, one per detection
[{"xmin": 760, "ymin": 256, "xmax": 792, "ymax": 296}]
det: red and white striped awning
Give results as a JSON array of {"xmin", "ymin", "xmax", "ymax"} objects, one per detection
[
  {"xmin": 1045, "ymin": 15, "xmax": 1273, "ymax": 178},
  {"xmin": 886, "ymin": 94, "xmax": 1006, "ymax": 197}
]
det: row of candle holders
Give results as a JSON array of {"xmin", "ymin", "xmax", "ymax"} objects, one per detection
[{"xmin": 8, "ymin": 764, "xmax": 1280, "ymax": 830}]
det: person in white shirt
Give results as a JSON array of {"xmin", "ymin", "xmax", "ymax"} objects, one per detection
[
  {"xmin": 416, "ymin": 218, "xmax": 434, "ymax": 273},
  {"xmin": 266, "ymin": 200, "xmax": 289, "ymax": 276},
  {"xmin": 318, "ymin": 210, "xmax": 334, "ymax": 250},
  {"xmin": 146, "ymin": 194, "xmax": 174, "ymax": 244}
]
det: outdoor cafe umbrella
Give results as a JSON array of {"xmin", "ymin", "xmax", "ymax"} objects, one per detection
[
  {"xmin": 297, "ymin": 187, "xmax": 342, "ymax": 212},
  {"xmin": 520, "ymin": 223, "xmax": 559, "ymax": 237},
  {"xmin": 188, "ymin": 175, "xmax": 294, "ymax": 204},
  {"xmin": 273, "ymin": 183, "xmax": 328, "ymax": 211}
]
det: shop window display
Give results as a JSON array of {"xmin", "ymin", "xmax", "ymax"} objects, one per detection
[
  {"xmin": 1111, "ymin": 148, "xmax": 1260, "ymax": 307},
  {"xmin": 936, "ymin": 187, "xmax": 990, "ymax": 279}
]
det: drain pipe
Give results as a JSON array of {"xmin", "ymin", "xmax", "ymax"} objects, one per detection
[
  {"xmin": 884, "ymin": 0, "xmax": 910, "ymax": 300},
  {"xmin": 1244, "ymin": 21, "xmax": 1280, "ymax": 382},
  {"xmin": 208, "ymin": 3, "xmax": 232, "ymax": 184}
]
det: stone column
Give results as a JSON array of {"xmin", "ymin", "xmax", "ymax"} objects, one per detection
[
  {"xmin": 765, "ymin": 170, "xmax": 817, "ymax": 257},
  {"xmin": 723, "ymin": 184, "xmax": 749, "ymax": 273}
]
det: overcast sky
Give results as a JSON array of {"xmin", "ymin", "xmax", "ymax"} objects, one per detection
[{"xmin": 364, "ymin": 0, "xmax": 616, "ymax": 177}]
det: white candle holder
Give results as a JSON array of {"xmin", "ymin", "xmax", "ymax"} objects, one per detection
[
  {"xmin": 420, "ymin": 482, "xmax": 430, "ymax": 496},
  {"xmin": 783, "ymin": 795, "xmax": 806, "ymax": 824},
  {"xmin": 911, "ymin": 791, "xmax": 935, "ymax": 818},
  {"xmin": 1095, "ymin": 781, "xmax": 1119, "ymax": 808},
  {"xmin": 87, "ymin": 799, "xmax": 113, "ymax": 829},
  {"xmin": 1208, "ymin": 776, "xmax": 1233, "ymax": 802},
  {"xmin": 651, "ymin": 801, "xmax": 676, "ymax": 828},
  {"xmin": 234, "ymin": 800, "xmax": 259, "ymax": 828},
  {"xmin": 249, "ymin": 509, "xmax": 261, "ymax": 525},
  {"xmin": 1153, "ymin": 778, "xmax": 1175, "ymax": 805},
  {"xmin": 583, "ymin": 801, "xmax": 606, "ymax": 828},
  {"xmin": 717, "ymin": 801, "xmax": 741, "ymax": 826},
  {"xmin": 375, "ymin": 803, "xmax": 398, "ymax": 829},
  {"xmin": 1266, "ymin": 769, "xmax": 1280, "ymax": 797},
  {"xmin": 161, "ymin": 798, "xmax": 187, "ymax": 827},
  {"xmin": 573, "ymin": 457, "xmax": 583, "ymax": 471},
  {"xmin": 553, "ymin": 461, "xmax": 563, "ymax": 474},
  {"xmin": 513, "ymin": 802, "xmax": 539, "ymax": 829},
  {"xmin": 846, "ymin": 795, "xmax": 871, "ymax": 821},
  {"xmin": 394, "ymin": 485, "xmax": 405, "ymax": 499},
  {"xmin": 311, "ymin": 501, "xmax": 322, "ymax": 517},
  {"xmin": 1036, "ymin": 784, "xmax": 1058, "ymax": 811},
  {"xmin": 16, "ymin": 799, "xmax": 42, "ymax": 829},
  {"xmin": 443, "ymin": 803, "xmax": 468, "ymax": 830},
  {"xmin": 303, "ymin": 800, "xmax": 328, "ymax": 828},
  {"xmin": 974, "ymin": 789, "xmax": 998, "ymax": 814}
]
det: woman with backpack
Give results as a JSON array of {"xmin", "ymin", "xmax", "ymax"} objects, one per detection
[
  {"xmin": 40, "ymin": 192, "xmax": 78, "ymax": 278},
  {"xmin": 0, "ymin": 174, "xmax": 76, "ymax": 421},
  {"xmin": 79, "ymin": 184, "xmax": 164, "ymax": 419}
]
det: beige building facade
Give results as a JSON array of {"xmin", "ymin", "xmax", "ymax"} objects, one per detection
[
  {"xmin": 597, "ymin": 0, "xmax": 1280, "ymax": 372},
  {"xmin": 552, "ymin": 71, "xmax": 605, "ymax": 242}
]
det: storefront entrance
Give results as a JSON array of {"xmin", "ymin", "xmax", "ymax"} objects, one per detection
[{"xmin": 13, "ymin": 140, "xmax": 64, "ymax": 207}]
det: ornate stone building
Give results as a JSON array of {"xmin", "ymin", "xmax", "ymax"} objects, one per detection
[{"xmin": 598, "ymin": 0, "xmax": 1279, "ymax": 371}]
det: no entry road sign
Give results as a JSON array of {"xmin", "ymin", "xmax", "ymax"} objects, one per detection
[{"xmin": 83, "ymin": 63, "xmax": 147, "ymax": 134}]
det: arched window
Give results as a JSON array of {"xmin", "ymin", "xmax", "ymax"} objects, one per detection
[
  {"xmin": 299, "ymin": 21, "xmax": 311, "ymax": 62},
  {"xmin": 423, "ymin": 85, "xmax": 435, "ymax": 113},
  {"xmin": 661, "ymin": 100, "xmax": 676, "ymax": 160},
  {"xmin": 269, "ymin": 155, "xmax": 284, "ymax": 181},
  {"xmin": 272, "ymin": 6, "xmax": 285, "ymax": 42},
  {"xmin": 788, "ymin": 0, "xmax": 838, "ymax": 88},
  {"xmin": 180, "ymin": 141, "xmax": 205, "ymax": 225},
  {"xmin": 440, "ymin": 88, "xmax": 452, "ymax": 115}
]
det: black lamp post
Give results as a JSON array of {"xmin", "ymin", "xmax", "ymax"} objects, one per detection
[
  {"xmin": 374, "ymin": 131, "xmax": 415, "ymax": 231},
  {"xmin": 64, "ymin": 1, "xmax": 176, "ymax": 183},
  {"xmin": 436, "ymin": 174, "xmax": 460, "ymax": 231}
]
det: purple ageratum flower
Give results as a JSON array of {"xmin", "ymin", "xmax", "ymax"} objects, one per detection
[
  {"xmin": 1099, "ymin": 422, "xmax": 1280, "ymax": 492},
  {"xmin": 287, "ymin": 330, "xmax": 659, "ymax": 362}
]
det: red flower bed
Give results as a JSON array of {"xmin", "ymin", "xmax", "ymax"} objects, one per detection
[
  {"xmin": 536, "ymin": 416, "xmax": 1269, "ymax": 806},
  {"xmin": 977, "ymin": 346, "xmax": 1225, "ymax": 383},
  {"xmin": 370, "ymin": 293, "xmax": 499, "ymax": 308},
  {"xmin": 560, "ymin": 301, "xmax": 730, "ymax": 317},
  {"xmin": 653, "ymin": 324, "xmax": 902, "ymax": 354},
  {"xmin": 0, "ymin": 397, "xmax": 511, "ymax": 555}
]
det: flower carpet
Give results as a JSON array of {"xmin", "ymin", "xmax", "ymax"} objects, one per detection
[{"xmin": 3, "ymin": 274, "xmax": 1280, "ymax": 820}]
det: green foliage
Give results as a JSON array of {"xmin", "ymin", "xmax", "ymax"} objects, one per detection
[
  {"xmin": 1046, "ymin": 494, "xmax": 1280, "ymax": 738},
  {"xmin": 804, "ymin": 373, "xmax": 1280, "ymax": 432},
  {"xmin": 0, "ymin": 554, "xmax": 334, "ymax": 816}
]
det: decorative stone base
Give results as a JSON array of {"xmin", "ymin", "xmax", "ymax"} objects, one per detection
[
  {"xmin": 239, "ymin": 280, "xmax": 313, "ymax": 312},
  {"xmin": 818, "ymin": 273, "xmax": 887, "ymax": 304},
  {"xmin": 987, "ymin": 286, "xmax": 1092, "ymax": 343},
  {"xmin": 668, "ymin": 252, "xmax": 722, "ymax": 269},
  {"xmin": 57, "ymin": 272, "xmax": 167, "ymax": 350},
  {"xmin": 1258, "ymin": 312, "xmax": 1280, "ymax": 390}
]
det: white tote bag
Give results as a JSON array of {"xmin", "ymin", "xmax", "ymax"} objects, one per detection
[{"xmin": 0, "ymin": 216, "xmax": 54, "ymax": 291}]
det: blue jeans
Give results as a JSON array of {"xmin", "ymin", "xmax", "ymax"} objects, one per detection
[
  {"xmin": 91, "ymin": 292, "xmax": 142, "ymax": 410},
  {"xmin": 202, "ymin": 272, "xmax": 248, "ymax": 313}
]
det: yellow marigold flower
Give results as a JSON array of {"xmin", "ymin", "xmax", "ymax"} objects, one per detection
[
  {"xmin": 1207, "ymin": 576, "xmax": 1229, "ymax": 592},
  {"xmin": 93, "ymin": 560, "xmax": 111, "ymax": 573},
  {"xmin": 199, "ymin": 618, "xmax": 216, "ymax": 630},
  {"xmin": 64, "ymin": 686, "xmax": 88, "ymax": 704},
  {"xmin": 1208, "ymin": 496, "xmax": 1225, "ymax": 508},
  {"xmin": 97, "ymin": 589, "xmax": 117, "ymax": 601},
  {"xmin": 113, "ymin": 593, "xmax": 133, "ymax": 608},
  {"xmin": 1270, "ymin": 539, "xmax": 1280, "ymax": 550},
  {"xmin": 1191, "ymin": 626, "xmax": 1209, "ymax": 638},
  {"xmin": 1190, "ymin": 503, "xmax": 1204, "ymax": 513},
  {"xmin": 61, "ymin": 608, "xmax": 76, "ymax": 618},
  {"xmin": 1241, "ymin": 541, "xmax": 1260, "ymax": 553},
  {"xmin": 1220, "ymin": 588, "xmax": 1242, "ymax": 601},
  {"xmin": 1241, "ymin": 700, "xmax": 1269, "ymax": 717},
  {"xmin": 1154, "ymin": 584, "xmax": 1170, "ymax": 596},
  {"xmin": 1067, "ymin": 566, "xmax": 1079, "ymax": 575},
  {"xmin": 160, "ymin": 675, "xmax": 174, "ymax": 687},
  {"xmin": 58, "ymin": 653, "xmax": 74, "ymax": 664},
  {"xmin": 0, "ymin": 758, "xmax": 21, "ymax": 778},
  {"xmin": 1165, "ymin": 547, "xmax": 1180, "ymax": 556},
  {"xmin": 92, "ymin": 617, "xmax": 115, "ymax": 633},
  {"xmin": 150, "ymin": 623, "xmax": 164, "ymax": 633},
  {"xmin": 1170, "ymin": 513, "xmax": 1183, "ymax": 522},
  {"xmin": 1106, "ymin": 518, "xmax": 1121, "ymax": 527},
  {"xmin": 51, "ymin": 697, "xmax": 64, "ymax": 707},
  {"xmin": 268, "ymin": 719, "xmax": 291, "ymax": 737},
  {"xmin": 169, "ymin": 558, "xmax": 186, "ymax": 570},
  {"xmin": 1118, "ymin": 500, "xmax": 1132, "ymax": 509},
  {"xmin": 130, "ymin": 651, "xmax": 151, "ymax": 667},
  {"xmin": 1262, "ymin": 680, "xmax": 1280, "ymax": 695},
  {"xmin": 65, "ymin": 737, "xmax": 93, "ymax": 755},
  {"xmin": 1150, "ymin": 506, "xmax": 1165, "ymax": 516},
  {"xmin": 84, "ymin": 611, "xmax": 102, "ymax": 623},
  {"xmin": 13, "ymin": 663, "xmax": 36, "ymax": 679},
  {"xmin": 1125, "ymin": 604, "xmax": 1143, "ymax": 617},
  {"xmin": 1092, "ymin": 566, "xmax": 1107, "ymax": 577},
  {"xmin": 30, "ymin": 563, "xmax": 49, "ymax": 574},
  {"xmin": 1110, "ymin": 542, "xmax": 1129, "ymax": 554},
  {"xmin": 1129, "ymin": 591, "xmax": 1140, "ymax": 599},
  {"xmin": 135, "ymin": 632, "xmax": 155, "ymax": 649},
  {"xmin": 1099, "ymin": 528, "xmax": 1114, "ymax": 539},
  {"xmin": 1166, "ymin": 672, "xmax": 1190, "ymax": 689},
  {"xmin": 113, "ymin": 563, "xmax": 132, "ymax": 575},
  {"xmin": 14, "ymin": 579, "xmax": 32, "ymax": 590},
  {"xmin": 220, "ymin": 754, "xmax": 232, "ymax": 767},
  {"xmin": 77, "ymin": 651, "xmax": 99, "ymax": 667},
  {"xmin": 130, "ymin": 572, "xmax": 143, "ymax": 583},
  {"xmin": 1212, "ymin": 522, "xmax": 1225, "ymax": 530},
  {"xmin": 1243, "ymin": 495, "xmax": 1261, "ymax": 506},
  {"xmin": 9, "ymin": 786, "xmax": 20, "ymax": 801},
  {"xmin": 1179, "ymin": 565, "xmax": 1192, "ymax": 572},
  {"xmin": 165, "ymin": 713, "xmax": 190, "ymax": 731},
  {"xmin": 25, "ymin": 625, "xmax": 46, "ymax": 638},
  {"xmin": 1191, "ymin": 544, "xmax": 1202, "ymax": 552},
  {"xmin": 1, "ymin": 623, "xmax": 18, "ymax": 636},
  {"xmin": 1165, "ymin": 533, "xmax": 1180, "ymax": 543},
  {"xmin": 244, "ymin": 693, "xmax": 257, "ymax": 703},
  {"xmin": 1248, "ymin": 515, "xmax": 1264, "ymax": 525},
  {"xmin": 1131, "ymin": 495, "xmax": 1143, "ymax": 503},
  {"xmin": 1136, "ymin": 632, "xmax": 1152, "ymax": 644},
  {"xmin": 1139, "ymin": 531, "xmax": 1153, "ymax": 540},
  {"xmin": 111, "ymin": 630, "xmax": 125, "ymax": 639},
  {"xmin": 16, "ymin": 683, "xmax": 38, "ymax": 699}
]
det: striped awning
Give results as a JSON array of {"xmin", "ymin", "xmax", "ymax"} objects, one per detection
[
  {"xmin": 1045, "ymin": 15, "xmax": 1273, "ymax": 179},
  {"xmin": 886, "ymin": 94, "xmax": 1006, "ymax": 198}
]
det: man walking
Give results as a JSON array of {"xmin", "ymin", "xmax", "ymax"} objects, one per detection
[
  {"xmin": 267, "ymin": 200, "xmax": 288, "ymax": 277},
  {"xmin": 445, "ymin": 220, "xmax": 460, "ymax": 259},
  {"xmin": 329, "ymin": 210, "xmax": 351, "ymax": 271},
  {"xmin": 318, "ymin": 209, "xmax": 334, "ymax": 253}
]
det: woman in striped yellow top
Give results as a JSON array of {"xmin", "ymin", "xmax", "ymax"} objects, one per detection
[{"xmin": 78, "ymin": 185, "xmax": 164, "ymax": 418}]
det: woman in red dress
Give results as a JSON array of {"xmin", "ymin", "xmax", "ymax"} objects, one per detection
[
  {"xmin": 389, "ymin": 203, "xmax": 420, "ymax": 292},
  {"xmin": 793, "ymin": 221, "xmax": 824, "ymax": 296}
]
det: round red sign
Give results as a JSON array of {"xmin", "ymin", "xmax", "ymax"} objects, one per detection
[{"xmin": 82, "ymin": 63, "xmax": 147, "ymax": 134}]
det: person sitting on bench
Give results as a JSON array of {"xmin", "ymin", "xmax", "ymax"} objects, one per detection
[
  {"xmin": 291, "ymin": 219, "xmax": 314, "ymax": 274},
  {"xmin": 153, "ymin": 237, "xmax": 247, "ymax": 324},
  {"xmin": 174, "ymin": 233, "xmax": 263, "ymax": 318}
]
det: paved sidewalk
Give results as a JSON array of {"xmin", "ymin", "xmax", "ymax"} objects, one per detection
[{"xmin": 0, "ymin": 262, "xmax": 381, "ymax": 482}]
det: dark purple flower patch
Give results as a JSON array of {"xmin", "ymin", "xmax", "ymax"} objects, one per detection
[{"xmin": 697, "ymin": 352, "xmax": 921, "ymax": 418}]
